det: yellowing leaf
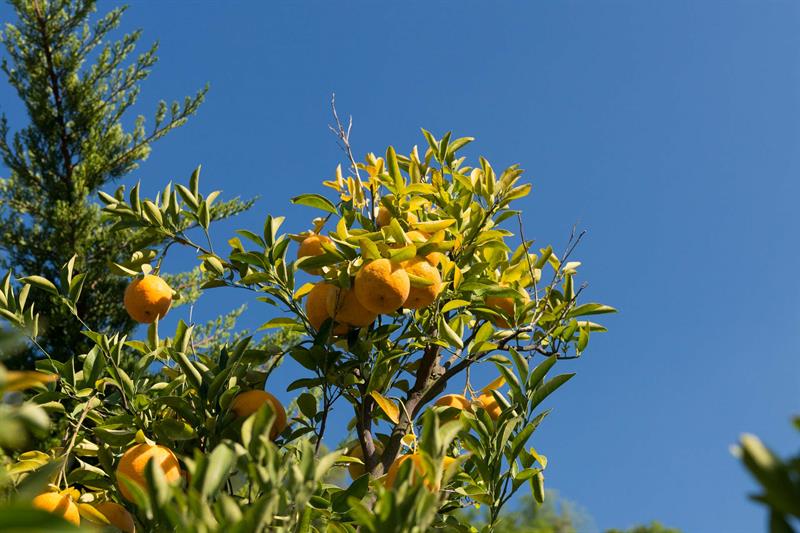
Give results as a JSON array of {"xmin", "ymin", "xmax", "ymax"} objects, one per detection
[
  {"xmin": 294, "ymin": 283, "xmax": 315, "ymax": 300},
  {"xmin": 401, "ymin": 433, "xmax": 417, "ymax": 449},
  {"xmin": 370, "ymin": 391, "xmax": 400, "ymax": 424},
  {"xmin": 481, "ymin": 375, "xmax": 505, "ymax": 393},
  {"xmin": 412, "ymin": 219, "xmax": 456, "ymax": 233},
  {"xmin": 3, "ymin": 370, "xmax": 57, "ymax": 391},
  {"xmin": 78, "ymin": 503, "xmax": 110, "ymax": 525}
]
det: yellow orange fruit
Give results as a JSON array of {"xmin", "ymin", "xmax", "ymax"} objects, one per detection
[
  {"xmin": 347, "ymin": 441, "xmax": 385, "ymax": 479},
  {"xmin": 354, "ymin": 259, "xmax": 410, "ymax": 314},
  {"xmin": 297, "ymin": 234, "xmax": 332, "ymax": 274},
  {"xmin": 32, "ymin": 492, "xmax": 80, "ymax": 526},
  {"xmin": 116, "ymin": 443, "xmax": 181, "ymax": 502},
  {"xmin": 434, "ymin": 393, "xmax": 472, "ymax": 411},
  {"xmin": 230, "ymin": 390, "xmax": 287, "ymax": 440},
  {"xmin": 485, "ymin": 288, "xmax": 531, "ymax": 328},
  {"xmin": 477, "ymin": 392, "xmax": 503, "ymax": 420},
  {"xmin": 384, "ymin": 454, "xmax": 457, "ymax": 490},
  {"xmin": 325, "ymin": 286, "xmax": 378, "ymax": 328},
  {"xmin": 305, "ymin": 283, "xmax": 350, "ymax": 335},
  {"xmin": 434, "ymin": 393, "xmax": 472, "ymax": 422},
  {"xmin": 402, "ymin": 257, "xmax": 442, "ymax": 309},
  {"xmin": 123, "ymin": 275, "xmax": 173, "ymax": 324},
  {"xmin": 90, "ymin": 501, "xmax": 136, "ymax": 533}
]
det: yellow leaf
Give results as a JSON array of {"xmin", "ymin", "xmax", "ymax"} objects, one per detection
[
  {"xmin": 453, "ymin": 266, "xmax": 463, "ymax": 289},
  {"xmin": 3, "ymin": 370, "xmax": 57, "ymax": 391},
  {"xmin": 78, "ymin": 503, "xmax": 110, "ymax": 525},
  {"xmin": 481, "ymin": 375, "xmax": 505, "ymax": 393},
  {"xmin": 370, "ymin": 391, "xmax": 400, "ymax": 424},
  {"xmin": 294, "ymin": 283, "xmax": 315, "ymax": 300},
  {"xmin": 401, "ymin": 433, "xmax": 417, "ymax": 449},
  {"xmin": 411, "ymin": 219, "xmax": 456, "ymax": 233}
]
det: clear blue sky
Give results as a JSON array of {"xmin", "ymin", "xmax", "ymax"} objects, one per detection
[{"xmin": 2, "ymin": 1, "xmax": 799, "ymax": 531}]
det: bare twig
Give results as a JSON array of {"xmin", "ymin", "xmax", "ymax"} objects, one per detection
[{"xmin": 329, "ymin": 94, "xmax": 375, "ymax": 223}]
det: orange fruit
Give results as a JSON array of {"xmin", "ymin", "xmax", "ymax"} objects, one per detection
[
  {"xmin": 297, "ymin": 234, "xmax": 332, "ymax": 274},
  {"xmin": 434, "ymin": 393, "xmax": 472, "ymax": 421},
  {"xmin": 384, "ymin": 454, "xmax": 456, "ymax": 490},
  {"xmin": 123, "ymin": 275, "xmax": 173, "ymax": 323},
  {"xmin": 477, "ymin": 392, "xmax": 503, "ymax": 420},
  {"xmin": 347, "ymin": 441, "xmax": 385, "ymax": 479},
  {"xmin": 90, "ymin": 501, "xmax": 135, "ymax": 532},
  {"xmin": 354, "ymin": 259, "xmax": 410, "ymax": 314},
  {"xmin": 434, "ymin": 393, "xmax": 472, "ymax": 411},
  {"xmin": 485, "ymin": 287, "xmax": 531, "ymax": 328},
  {"xmin": 326, "ymin": 286, "xmax": 378, "ymax": 328},
  {"xmin": 32, "ymin": 492, "xmax": 80, "ymax": 526},
  {"xmin": 305, "ymin": 283, "xmax": 350, "ymax": 335},
  {"xmin": 116, "ymin": 443, "xmax": 181, "ymax": 502},
  {"xmin": 230, "ymin": 390, "xmax": 287, "ymax": 440},
  {"xmin": 402, "ymin": 257, "xmax": 442, "ymax": 309},
  {"xmin": 377, "ymin": 207, "xmax": 418, "ymax": 228}
]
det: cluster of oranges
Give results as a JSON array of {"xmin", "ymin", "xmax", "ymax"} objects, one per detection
[
  {"xmin": 32, "ymin": 390, "xmax": 288, "ymax": 529},
  {"xmin": 300, "ymin": 206, "xmax": 445, "ymax": 335},
  {"xmin": 32, "ymin": 285, "xmax": 291, "ymax": 528}
]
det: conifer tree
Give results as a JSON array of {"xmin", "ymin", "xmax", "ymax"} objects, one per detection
[{"xmin": 0, "ymin": 0, "xmax": 248, "ymax": 367}]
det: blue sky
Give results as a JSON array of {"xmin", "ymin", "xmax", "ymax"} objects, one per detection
[{"xmin": 2, "ymin": 1, "xmax": 799, "ymax": 531}]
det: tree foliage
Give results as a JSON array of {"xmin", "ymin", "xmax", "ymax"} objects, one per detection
[
  {"xmin": 733, "ymin": 418, "xmax": 800, "ymax": 533},
  {"xmin": 0, "ymin": 2, "xmax": 624, "ymax": 532},
  {"xmin": 0, "ymin": 0, "xmax": 253, "ymax": 367},
  {"xmin": 0, "ymin": 124, "xmax": 615, "ymax": 531}
]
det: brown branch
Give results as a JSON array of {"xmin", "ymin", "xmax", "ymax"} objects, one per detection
[{"xmin": 379, "ymin": 342, "xmax": 443, "ymax": 473}]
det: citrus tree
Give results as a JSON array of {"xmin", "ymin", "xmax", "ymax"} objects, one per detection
[{"xmin": 0, "ymin": 130, "xmax": 614, "ymax": 532}]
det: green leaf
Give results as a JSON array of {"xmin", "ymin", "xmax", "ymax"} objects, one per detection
[
  {"xmin": 143, "ymin": 200, "xmax": 163, "ymax": 226},
  {"xmin": 359, "ymin": 238, "xmax": 381, "ymax": 261},
  {"xmin": 530, "ymin": 373, "xmax": 575, "ymax": 409},
  {"xmin": 154, "ymin": 418, "xmax": 196, "ymax": 441},
  {"xmin": 386, "ymin": 146, "xmax": 405, "ymax": 192},
  {"xmin": 526, "ymin": 355, "xmax": 557, "ymax": 390},
  {"xmin": 297, "ymin": 392, "xmax": 317, "ymax": 418},
  {"xmin": 291, "ymin": 193, "xmax": 338, "ymax": 214},
  {"xmin": 201, "ymin": 443, "xmax": 236, "ymax": 498},
  {"xmin": 439, "ymin": 317, "xmax": 463, "ymax": 349},
  {"xmin": 566, "ymin": 303, "xmax": 617, "ymax": 318},
  {"xmin": 19, "ymin": 276, "xmax": 58, "ymax": 295},
  {"xmin": 257, "ymin": 317, "xmax": 303, "ymax": 331}
]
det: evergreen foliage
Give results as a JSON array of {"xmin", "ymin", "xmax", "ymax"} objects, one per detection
[{"xmin": 0, "ymin": 0, "xmax": 251, "ymax": 366}]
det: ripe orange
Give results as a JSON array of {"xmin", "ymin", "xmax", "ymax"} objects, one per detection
[
  {"xmin": 354, "ymin": 259, "xmax": 410, "ymax": 314},
  {"xmin": 434, "ymin": 393, "xmax": 472, "ymax": 411},
  {"xmin": 477, "ymin": 392, "xmax": 503, "ymax": 420},
  {"xmin": 402, "ymin": 257, "xmax": 442, "ymax": 309},
  {"xmin": 325, "ymin": 286, "xmax": 378, "ymax": 328},
  {"xmin": 305, "ymin": 283, "xmax": 350, "ymax": 335},
  {"xmin": 116, "ymin": 443, "xmax": 181, "ymax": 502},
  {"xmin": 91, "ymin": 501, "xmax": 135, "ymax": 533},
  {"xmin": 485, "ymin": 287, "xmax": 531, "ymax": 328},
  {"xmin": 230, "ymin": 390, "xmax": 287, "ymax": 440},
  {"xmin": 123, "ymin": 275, "xmax": 173, "ymax": 324},
  {"xmin": 376, "ymin": 207, "xmax": 418, "ymax": 228},
  {"xmin": 384, "ymin": 454, "xmax": 456, "ymax": 490},
  {"xmin": 32, "ymin": 492, "xmax": 80, "ymax": 526},
  {"xmin": 347, "ymin": 441, "xmax": 385, "ymax": 479},
  {"xmin": 297, "ymin": 234, "xmax": 332, "ymax": 274},
  {"xmin": 434, "ymin": 393, "xmax": 472, "ymax": 421}
]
